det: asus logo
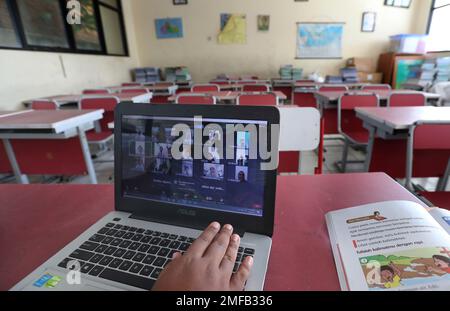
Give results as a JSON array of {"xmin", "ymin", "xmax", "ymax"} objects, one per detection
[{"xmin": 178, "ymin": 209, "xmax": 196, "ymax": 217}]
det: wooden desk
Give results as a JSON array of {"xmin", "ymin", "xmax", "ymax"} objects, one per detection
[
  {"xmin": 23, "ymin": 92, "xmax": 153, "ymax": 108},
  {"xmin": 106, "ymin": 85, "xmax": 177, "ymax": 96},
  {"xmin": 356, "ymin": 107, "xmax": 450, "ymax": 190},
  {"xmin": 0, "ymin": 109, "xmax": 104, "ymax": 184},
  {"xmin": 0, "ymin": 173, "xmax": 426, "ymax": 291}
]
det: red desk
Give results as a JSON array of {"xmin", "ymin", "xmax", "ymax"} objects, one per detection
[
  {"xmin": 0, "ymin": 173, "xmax": 426, "ymax": 291},
  {"xmin": 168, "ymin": 91, "xmax": 287, "ymax": 103}
]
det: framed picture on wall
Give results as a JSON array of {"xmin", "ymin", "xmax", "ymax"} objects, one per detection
[
  {"xmin": 173, "ymin": 0, "xmax": 188, "ymax": 5},
  {"xmin": 361, "ymin": 12, "xmax": 376, "ymax": 32},
  {"xmin": 384, "ymin": 0, "xmax": 412, "ymax": 9}
]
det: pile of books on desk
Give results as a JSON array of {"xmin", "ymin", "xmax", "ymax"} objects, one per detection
[
  {"xmin": 340, "ymin": 67, "xmax": 359, "ymax": 83},
  {"xmin": 279, "ymin": 65, "xmax": 293, "ymax": 80},
  {"xmin": 133, "ymin": 67, "xmax": 160, "ymax": 83},
  {"xmin": 325, "ymin": 75, "xmax": 344, "ymax": 84},
  {"xmin": 436, "ymin": 57, "xmax": 450, "ymax": 82},
  {"xmin": 165, "ymin": 67, "xmax": 192, "ymax": 82},
  {"xmin": 279, "ymin": 65, "xmax": 303, "ymax": 80}
]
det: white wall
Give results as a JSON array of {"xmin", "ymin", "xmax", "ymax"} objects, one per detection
[
  {"xmin": 0, "ymin": 0, "xmax": 140, "ymax": 110},
  {"xmin": 131, "ymin": 0, "xmax": 427, "ymax": 82}
]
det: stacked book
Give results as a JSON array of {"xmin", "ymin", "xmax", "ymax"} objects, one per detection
[
  {"xmin": 325, "ymin": 75, "xmax": 344, "ymax": 84},
  {"xmin": 279, "ymin": 65, "xmax": 293, "ymax": 80},
  {"xmin": 133, "ymin": 67, "xmax": 160, "ymax": 83},
  {"xmin": 340, "ymin": 67, "xmax": 359, "ymax": 83},
  {"xmin": 292, "ymin": 68, "xmax": 304, "ymax": 81},
  {"xmin": 175, "ymin": 67, "xmax": 192, "ymax": 82},
  {"xmin": 436, "ymin": 57, "xmax": 450, "ymax": 82},
  {"xmin": 134, "ymin": 68, "xmax": 147, "ymax": 83}
]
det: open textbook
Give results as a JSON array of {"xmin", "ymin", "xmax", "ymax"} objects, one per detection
[{"xmin": 326, "ymin": 201, "xmax": 450, "ymax": 291}]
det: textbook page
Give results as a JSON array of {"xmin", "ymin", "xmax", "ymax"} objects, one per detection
[
  {"xmin": 326, "ymin": 201, "xmax": 450, "ymax": 291},
  {"xmin": 429, "ymin": 208, "xmax": 450, "ymax": 234}
]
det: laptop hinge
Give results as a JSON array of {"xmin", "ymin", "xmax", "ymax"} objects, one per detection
[{"xmin": 129, "ymin": 213, "xmax": 247, "ymax": 237}]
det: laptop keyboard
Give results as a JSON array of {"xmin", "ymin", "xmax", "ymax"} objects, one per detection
[{"xmin": 57, "ymin": 222, "xmax": 255, "ymax": 290}]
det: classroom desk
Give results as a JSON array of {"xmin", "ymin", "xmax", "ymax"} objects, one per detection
[
  {"xmin": 168, "ymin": 91, "xmax": 287, "ymax": 103},
  {"xmin": 315, "ymin": 90, "xmax": 441, "ymax": 106},
  {"xmin": 0, "ymin": 173, "xmax": 426, "ymax": 291},
  {"xmin": 0, "ymin": 109, "xmax": 104, "ymax": 184},
  {"xmin": 356, "ymin": 106, "xmax": 450, "ymax": 190},
  {"xmin": 106, "ymin": 85, "xmax": 178, "ymax": 96},
  {"xmin": 23, "ymin": 92, "xmax": 154, "ymax": 109}
]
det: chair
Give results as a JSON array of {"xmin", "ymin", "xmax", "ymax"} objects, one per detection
[
  {"xmin": 210, "ymin": 80, "xmax": 230, "ymax": 85},
  {"xmin": 362, "ymin": 84, "xmax": 391, "ymax": 91},
  {"xmin": 337, "ymin": 94, "xmax": 379, "ymax": 172},
  {"xmin": 31, "ymin": 100, "xmax": 58, "ymax": 110},
  {"xmin": 242, "ymin": 84, "xmax": 271, "ymax": 92},
  {"xmin": 388, "ymin": 93, "xmax": 426, "ymax": 107},
  {"xmin": 122, "ymin": 83, "xmax": 141, "ymax": 87},
  {"xmin": 120, "ymin": 88, "xmax": 149, "ymax": 94},
  {"xmin": 318, "ymin": 85, "xmax": 349, "ymax": 135},
  {"xmin": 191, "ymin": 84, "xmax": 220, "ymax": 92},
  {"xmin": 236, "ymin": 80, "xmax": 257, "ymax": 85},
  {"xmin": 176, "ymin": 94, "xmax": 216, "ymax": 105},
  {"xmin": 83, "ymin": 89, "xmax": 109, "ymax": 95},
  {"xmin": 237, "ymin": 93, "xmax": 278, "ymax": 106},
  {"xmin": 79, "ymin": 97, "xmax": 117, "ymax": 153}
]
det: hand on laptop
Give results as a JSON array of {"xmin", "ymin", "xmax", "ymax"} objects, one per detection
[{"xmin": 153, "ymin": 222, "xmax": 253, "ymax": 291}]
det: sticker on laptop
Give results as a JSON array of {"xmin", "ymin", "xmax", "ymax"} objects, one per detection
[{"xmin": 33, "ymin": 274, "xmax": 62, "ymax": 288}]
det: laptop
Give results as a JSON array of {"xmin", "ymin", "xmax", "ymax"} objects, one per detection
[{"xmin": 11, "ymin": 103, "xmax": 280, "ymax": 291}]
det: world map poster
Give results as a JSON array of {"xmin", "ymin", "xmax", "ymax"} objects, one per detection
[
  {"xmin": 155, "ymin": 18, "xmax": 184, "ymax": 39},
  {"xmin": 296, "ymin": 23, "xmax": 344, "ymax": 59}
]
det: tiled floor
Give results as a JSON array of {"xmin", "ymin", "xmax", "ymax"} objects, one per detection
[{"xmin": 2, "ymin": 138, "xmax": 448, "ymax": 193}]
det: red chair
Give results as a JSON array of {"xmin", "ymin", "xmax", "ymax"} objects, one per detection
[
  {"xmin": 338, "ymin": 94, "xmax": 379, "ymax": 172},
  {"xmin": 319, "ymin": 85, "xmax": 349, "ymax": 135},
  {"xmin": 191, "ymin": 84, "xmax": 220, "ymax": 92},
  {"xmin": 122, "ymin": 83, "xmax": 141, "ymax": 87},
  {"xmin": 236, "ymin": 80, "xmax": 257, "ymax": 85},
  {"xmin": 210, "ymin": 80, "xmax": 230, "ymax": 85},
  {"xmin": 120, "ymin": 88, "xmax": 149, "ymax": 94},
  {"xmin": 242, "ymin": 84, "xmax": 271, "ymax": 92},
  {"xmin": 176, "ymin": 94, "xmax": 216, "ymax": 105},
  {"xmin": 79, "ymin": 97, "xmax": 117, "ymax": 151},
  {"xmin": 362, "ymin": 84, "xmax": 391, "ymax": 91},
  {"xmin": 31, "ymin": 100, "xmax": 58, "ymax": 110},
  {"xmin": 83, "ymin": 89, "xmax": 109, "ymax": 95},
  {"xmin": 237, "ymin": 93, "xmax": 278, "ymax": 106},
  {"xmin": 296, "ymin": 80, "xmax": 315, "ymax": 83},
  {"xmin": 388, "ymin": 93, "xmax": 426, "ymax": 107}
]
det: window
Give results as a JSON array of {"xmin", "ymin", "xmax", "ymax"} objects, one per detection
[
  {"xmin": 0, "ymin": 0, "xmax": 128, "ymax": 56},
  {"xmin": 427, "ymin": 0, "xmax": 450, "ymax": 52},
  {"xmin": 0, "ymin": 0, "xmax": 21, "ymax": 47}
]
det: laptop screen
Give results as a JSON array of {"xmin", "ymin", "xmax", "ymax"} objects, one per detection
[{"xmin": 121, "ymin": 115, "xmax": 269, "ymax": 217}]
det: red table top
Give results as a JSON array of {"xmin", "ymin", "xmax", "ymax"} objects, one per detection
[
  {"xmin": 356, "ymin": 106, "xmax": 450, "ymax": 130},
  {"xmin": 169, "ymin": 91, "xmax": 287, "ymax": 102},
  {"xmin": 0, "ymin": 173, "xmax": 425, "ymax": 291},
  {"xmin": 316, "ymin": 90, "xmax": 439, "ymax": 102}
]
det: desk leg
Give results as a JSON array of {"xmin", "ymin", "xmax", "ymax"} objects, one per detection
[
  {"xmin": 364, "ymin": 126, "xmax": 375, "ymax": 172},
  {"xmin": 437, "ymin": 158, "xmax": 450, "ymax": 191},
  {"xmin": 77, "ymin": 127, "xmax": 98, "ymax": 184},
  {"xmin": 405, "ymin": 127, "xmax": 414, "ymax": 191},
  {"xmin": 2, "ymin": 139, "xmax": 29, "ymax": 184}
]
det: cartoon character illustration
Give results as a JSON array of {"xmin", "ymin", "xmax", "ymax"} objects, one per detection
[
  {"xmin": 380, "ymin": 262, "xmax": 402, "ymax": 289},
  {"xmin": 427, "ymin": 255, "xmax": 450, "ymax": 275}
]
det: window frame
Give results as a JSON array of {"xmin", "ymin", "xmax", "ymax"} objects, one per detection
[
  {"xmin": 426, "ymin": 0, "xmax": 450, "ymax": 53},
  {"xmin": 0, "ymin": 0, "xmax": 129, "ymax": 57}
]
